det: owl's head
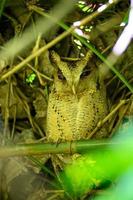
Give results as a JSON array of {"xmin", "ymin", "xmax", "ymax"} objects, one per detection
[{"xmin": 51, "ymin": 51, "xmax": 92, "ymax": 94}]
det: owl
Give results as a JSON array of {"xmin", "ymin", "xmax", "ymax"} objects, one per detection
[{"xmin": 46, "ymin": 51, "xmax": 108, "ymax": 143}]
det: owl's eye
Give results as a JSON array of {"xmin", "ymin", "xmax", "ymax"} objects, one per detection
[
  {"xmin": 80, "ymin": 68, "xmax": 91, "ymax": 78},
  {"xmin": 57, "ymin": 69, "xmax": 66, "ymax": 80},
  {"xmin": 96, "ymin": 77, "xmax": 100, "ymax": 90}
]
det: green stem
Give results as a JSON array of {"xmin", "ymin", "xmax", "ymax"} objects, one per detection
[
  {"xmin": 1, "ymin": 0, "xmax": 132, "ymax": 93},
  {"xmin": 31, "ymin": 4, "xmax": 133, "ymax": 93},
  {"xmin": 0, "ymin": 140, "xmax": 128, "ymax": 158},
  {"xmin": 0, "ymin": 0, "xmax": 6, "ymax": 18}
]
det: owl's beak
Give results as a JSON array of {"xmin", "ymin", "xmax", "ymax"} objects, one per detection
[{"xmin": 72, "ymin": 84, "xmax": 76, "ymax": 95}]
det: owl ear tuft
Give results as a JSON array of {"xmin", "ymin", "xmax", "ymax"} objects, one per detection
[
  {"xmin": 50, "ymin": 51, "xmax": 73, "ymax": 86},
  {"xmin": 73, "ymin": 51, "xmax": 93, "ymax": 87},
  {"xmin": 50, "ymin": 51, "xmax": 61, "ymax": 66}
]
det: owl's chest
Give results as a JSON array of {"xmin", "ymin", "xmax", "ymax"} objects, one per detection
[{"xmin": 46, "ymin": 86, "xmax": 108, "ymax": 142}]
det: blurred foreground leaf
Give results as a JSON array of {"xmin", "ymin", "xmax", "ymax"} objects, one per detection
[
  {"xmin": 59, "ymin": 122, "xmax": 133, "ymax": 199},
  {"xmin": 94, "ymin": 168, "xmax": 133, "ymax": 200},
  {"xmin": 0, "ymin": 0, "xmax": 6, "ymax": 18}
]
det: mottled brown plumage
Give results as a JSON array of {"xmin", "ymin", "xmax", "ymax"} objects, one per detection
[{"xmin": 46, "ymin": 51, "xmax": 108, "ymax": 143}]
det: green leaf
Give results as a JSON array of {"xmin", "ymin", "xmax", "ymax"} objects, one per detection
[
  {"xmin": 26, "ymin": 73, "xmax": 36, "ymax": 84},
  {"xmin": 0, "ymin": 0, "xmax": 7, "ymax": 18},
  {"xmin": 59, "ymin": 123, "xmax": 133, "ymax": 199}
]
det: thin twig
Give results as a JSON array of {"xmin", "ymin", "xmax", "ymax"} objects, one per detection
[
  {"xmin": 0, "ymin": 0, "xmax": 119, "ymax": 81},
  {"xmin": 88, "ymin": 99, "xmax": 129, "ymax": 138}
]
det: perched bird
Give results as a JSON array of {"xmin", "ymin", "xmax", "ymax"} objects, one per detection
[{"xmin": 46, "ymin": 51, "xmax": 108, "ymax": 143}]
